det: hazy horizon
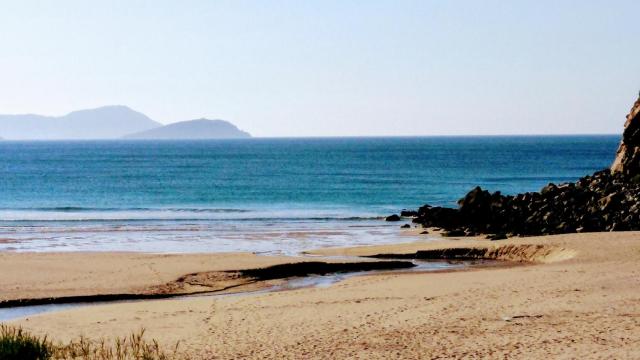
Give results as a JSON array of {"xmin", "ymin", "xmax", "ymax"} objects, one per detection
[
  {"xmin": 1, "ymin": 1, "xmax": 639, "ymax": 137},
  {"xmin": 0, "ymin": 104, "xmax": 625, "ymax": 139}
]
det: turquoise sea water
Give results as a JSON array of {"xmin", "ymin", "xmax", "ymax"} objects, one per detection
[{"xmin": 0, "ymin": 136, "xmax": 619, "ymax": 253}]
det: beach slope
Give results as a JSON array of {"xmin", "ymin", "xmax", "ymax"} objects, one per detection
[{"xmin": 4, "ymin": 232, "xmax": 640, "ymax": 358}]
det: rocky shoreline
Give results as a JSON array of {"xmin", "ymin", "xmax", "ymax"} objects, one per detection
[{"xmin": 390, "ymin": 95, "xmax": 640, "ymax": 239}]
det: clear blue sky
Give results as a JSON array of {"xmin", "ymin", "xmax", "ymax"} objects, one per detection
[{"xmin": 0, "ymin": 1, "xmax": 638, "ymax": 136}]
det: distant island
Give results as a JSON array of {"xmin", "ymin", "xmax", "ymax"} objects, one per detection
[
  {"xmin": 0, "ymin": 106, "xmax": 251, "ymax": 140},
  {"xmin": 124, "ymin": 119, "xmax": 250, "ymax": 139}
]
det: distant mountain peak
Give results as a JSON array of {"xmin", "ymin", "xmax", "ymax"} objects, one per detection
[
  {"xmin": 124, "ymin": 118, "xmax": 251, "ymax": 139},
  {"xmin": 67, "ymin": 104, "xmax": 133, "ymax": 113},
  {"xmin": 64, "ymin": 105, "xmax": 154, "ymax": 121},
  {"xmin": 0, "ymin": 106, "xmax": 251, "ymax": 140},
  {"xmin": 0, "ymin": 105, "xmax": 161, "ymax": 140}
]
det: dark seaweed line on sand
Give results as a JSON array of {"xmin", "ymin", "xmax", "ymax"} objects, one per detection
[
  {"xmin": 0, "ymin": 283, "xmax": 251, "ymax": 309},
  {"xmin": 367, "ymin": 248, "xmax": 491, "ymax": 260},
  {"xmin": 0, "ymin": 260, "xmax": 416, "ymax": 309}
]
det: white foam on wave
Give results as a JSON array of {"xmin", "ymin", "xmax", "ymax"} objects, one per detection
[
  {"xmin": 0, "ymin": 203, "xmax": 417, "ymax": 255},
  {"xmin": 0, "ymin": 217, "xmax": 421, "ymax": 255},
  {"xmin": 0, "ymin": 207, "xmax": 382, "ymax": 222}
]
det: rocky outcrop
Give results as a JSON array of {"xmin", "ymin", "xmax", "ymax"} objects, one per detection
[
  {"xmin": 385, "ymin": 214, "xmax": 401, "ymax": 221},
  {"xmin": 411, "ymin": 170, "xmax": 640, "ymax": 238},
  {"xmin": 400, "ymin": 95, "xmax": 640, "ymax": 239},
  {"xmin": 611, "ymin": 96, "xmax": 640, "ymax": 176}
]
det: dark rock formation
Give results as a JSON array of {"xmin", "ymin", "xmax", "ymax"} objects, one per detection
[
  {"xmin": 611, "ymin": 96, "xmax": 640, "ymax": 175},
  {"xmin": 396, "ymin": 96, "xmax": 640, "ymax": 238},
  {"xmin": 411, "ymin": 169, "xmax": 640, "ymax": 237},
  {"xmin": 400, "ymin": 210, "xmax": 418, "ymax": 217},
  {"xmin": 442, "ymin": 229, "xmax": 466, "ymax": 237},
  {"xmin": 385, "ymin": 214, "xmax": 401, "ymax": 221}
]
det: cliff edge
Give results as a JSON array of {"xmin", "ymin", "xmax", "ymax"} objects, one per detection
[{"xmin": 611, "ymin": 96, "xmax": 640, "ymax": 176}]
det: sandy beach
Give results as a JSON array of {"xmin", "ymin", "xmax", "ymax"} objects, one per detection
[
  {"xmin": 1, "ymin": 1, "xmax": 637, "ymax": 359},
  {"xmin": 0, "ymin": 231, "xmax": 638, "ymax": 358},
  {"xmin": 0, "ymin": 252, "xmax": 303, "ymax": 302}
]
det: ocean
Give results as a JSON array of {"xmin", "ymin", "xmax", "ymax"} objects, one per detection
[{"xmin": 0, "ymin": 136, "xmax": 619, "ymax": 254}]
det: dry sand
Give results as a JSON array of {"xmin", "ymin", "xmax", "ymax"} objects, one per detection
[{"xmin": 5, "ymin": 232, "xmax": 640, "ymax": 359}]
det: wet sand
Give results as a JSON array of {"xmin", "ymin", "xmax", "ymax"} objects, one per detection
[
  {"xmin": 0, "ymin": 252, "xmax": 301, "ymax": 302},
  {"xmin": 5, "ymin": 232, "xmax": 640, "ymax": 358}
]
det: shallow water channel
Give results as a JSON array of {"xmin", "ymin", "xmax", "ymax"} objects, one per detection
[{"xmin": 0, "ymin": 259, "xmax": 489, "ymax": 322}]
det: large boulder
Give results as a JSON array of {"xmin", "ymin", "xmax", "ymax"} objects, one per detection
[
  {"xmin": 385, "ymin": 214, "xmax": 401, "ymax": 222},
  {"xmin": 611, "ymin": 96, "xmax": 640, "ymax": 176}
]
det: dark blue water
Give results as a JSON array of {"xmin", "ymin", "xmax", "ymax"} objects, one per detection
[{"xmin": 0, "ymin": 136, "xmax": 619, "ymax": 253}]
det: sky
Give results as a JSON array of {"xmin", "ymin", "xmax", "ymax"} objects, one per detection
[{"xmin": 0, "ymin": 0, "xmax": 638, "ymax": 137}]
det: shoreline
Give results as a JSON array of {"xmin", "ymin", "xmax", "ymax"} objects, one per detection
[
  {"xmin": 0, "ymin": 227, "xmax": 427, "ymax": 304},
  {"xmin": 4, "ymin": 231, "xmax": 640, "ymax": 357},
  {"xmin": 0, "ymin": 230, "xmax": 471, "ymax": 308}
]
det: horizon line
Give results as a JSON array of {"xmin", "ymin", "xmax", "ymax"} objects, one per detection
[{"xmin": 0, "ymin": 133, "xmax": 622, "ymax": 141}]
